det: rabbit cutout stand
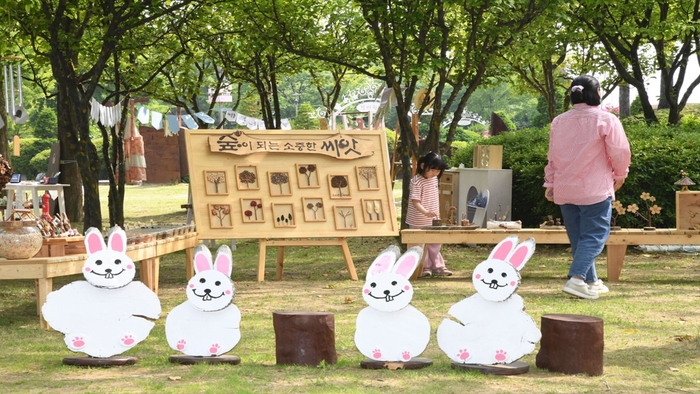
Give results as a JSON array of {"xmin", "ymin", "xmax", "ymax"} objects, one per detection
[
  {"xmin": 354, "ymin": 245, "xmax": 432, "ymax": 370},
  {"xmin": 41, "ymin": 226, "xmax": 161, "ymax": 367},
  {"xmin": 166, "ymin": 244, "xmax": 242, "ymax": 365},
  {"xmin": 437, "ymin": 235, "xmax": 541, "ymax": 375}
]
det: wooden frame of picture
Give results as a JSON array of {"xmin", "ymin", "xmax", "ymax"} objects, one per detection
[
  {"xmin": 272, "ymin": 203, "xmax": 296, "ymax": 228},
  {"xmin": 296, "ymin": 164, "xmax": 321, "ymax": 189},
  {"xmin": 235, "ymin": 165, "xmax": 260, "ymax": 190},
  {"xmin": 361, "ymin": 199, "xmax": 385, "ymax": 223},
  {"xmin": 334, "ymin": 205, "xmax": 357, "ymax": 230},
  {"xmin": 356, "ymin": 165, "xmax": 380, "ymax": 191},
  {"xmin": 328, "ymin": 174, "xmax": 351, "ymax": 199},
  {"xmin": 240, "ymin": 198, "xmax": 265, "ymax": 223},
  {"xmin": 208, "ymin": 203, "xmax": 234, "ymax": 229},
  {"xmin": 676, "ymin": 191, "xmax": 700, "ymax": 230},
  {"xmin": 268, "ymin": 171, "xmax": 293, "ymax": 196},
  {"xmin": 204, "ymin": 170, "xmax": 229, "ymax": 196},
  {"xmin": 302, "ymin": 197, "xmax": 326, "ymax": 222}
]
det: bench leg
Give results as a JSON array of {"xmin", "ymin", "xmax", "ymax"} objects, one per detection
[
  {"xmin": 606, "ymin": 245, "xmax": 627, "ymax": 282},
  {"xmin": 36, "ymin": 278, "xmax": 52, "ymax": 329}
]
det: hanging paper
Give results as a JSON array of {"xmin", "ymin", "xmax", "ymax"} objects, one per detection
[
  {"xmin": 280, "ymin": 119, "xmax": 291, "ymax": 130},
  {"xmin": 167, "ymin": 115, "xmax": 180, "ymax": 134},
  {"xmin": 181, "ymin": 114, "xmax": 198, "ymax": 129},
  {"xmin": 151, "ymin": 111, "xmax": 163, "ymax": 130},
  {"xmin": 195, "ymin": 112, "xmax": 215, "ymax": 124},
  {"xmin": 256, "ymin": 119, "xmax": 266, "ymax": 130},
  {"xmin": 137, "ymin": 106, "xmax": 150, "ymax": 124},
  {"xmin": 225, "ymin": 111, "xmax": 237, "ymax": 122}
]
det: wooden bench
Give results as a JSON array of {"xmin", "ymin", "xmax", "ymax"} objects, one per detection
[
  {"xmin": 401, "ymin": 228, "xmax": 700, "ymax": 281},
  {"xmin": 0, "ymin": 231, "xmax": 198, "ymax": 329}
]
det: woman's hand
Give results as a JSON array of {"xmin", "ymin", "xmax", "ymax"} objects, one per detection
[
  {"xmin": 545, "ymin": 187, "xmax": 554, "ymax": 202},
  {"xmin": 613, "ymin": 178, "xmax": 625, "ymax": 191}
]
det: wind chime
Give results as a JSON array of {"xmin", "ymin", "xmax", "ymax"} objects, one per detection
[{"xmin": 3, "ymin": 57, "xmax": 27, "ymax": 156}]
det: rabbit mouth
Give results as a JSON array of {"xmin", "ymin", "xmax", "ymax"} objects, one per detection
[
  {"xmin": 368, "ymin": 290, "xmax": 404, "ymax": 302},
  {"xmin": 191, "ymin": 289, "xmax": 226, "ymax": 301},
  {"xmin": 480, "ymin": 279, "xmax": 507, "ymax": 289},
  {"xmin": 90, "ymin": 269, "xmax": 125, "ymax": 279}
]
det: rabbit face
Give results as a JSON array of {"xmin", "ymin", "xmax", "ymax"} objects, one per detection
[
  {"xmin": 361, "ymin": 245, "xmax": 422, "ymax": 312},
  {"xmin": 82, "ymin": 226, "xmax": 135, "ymax": 289},
  {"xmin": 472, "ymin": 235, "xmax": 535, "ymax": 302},
  {"xmin": 187, "ymin": 244, "xmax": 234, "ymax": 312},
  {"xmin": 472, "ymin": 260, "xmax": 519, "ymax": 302}
]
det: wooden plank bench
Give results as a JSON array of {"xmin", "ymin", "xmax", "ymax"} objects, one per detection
[
  {"xmin": 401, "ymin": 228, "xmax": 700, "ymax": 282},
  {"xmin": 0, "ymin": 230, "xmax": 198, "ymax": 329}
]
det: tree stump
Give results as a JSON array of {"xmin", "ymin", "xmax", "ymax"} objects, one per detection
[
  {"xmin": 273, "ymin": 311, "xmax": 337, "ymax": 366},
  {"xmin": 536, "ymin": 314, "xmax": 604, "ymax": 376}
]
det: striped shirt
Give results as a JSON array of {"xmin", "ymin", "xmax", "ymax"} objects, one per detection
[
  {"xmin": 544, "ymin": 104, "xmax": 631, "ymax": 205},
  {"xmin": 406, "ymin": 174, "xmax": 440, "ymax": 226}
]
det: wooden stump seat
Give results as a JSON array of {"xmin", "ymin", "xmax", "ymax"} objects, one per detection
[
  {"xmin": 536, "ymin": 314, "xmax": 604, "ymax": 376},
  {"xmin": 272, "ymin": 311, "xmax": 337, "ymax": 366}
]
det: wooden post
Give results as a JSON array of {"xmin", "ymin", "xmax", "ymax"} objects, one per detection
[
  {"xmin": 273, "ymin": 311, "xmax": 337, "ymax": 366},
  {"xmin": 536, "ymin": 314, "xmax": 604, "ymax": 376},
  {"xmin": 258, "ymin": 238, "xmax": 357, "ymax": 282}
]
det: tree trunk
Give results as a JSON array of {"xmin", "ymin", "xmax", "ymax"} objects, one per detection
[
  {"xmin": 55, "ymin": 92, "xmax": 84, "ymax": 224},
  {"xmin": 618, "ymin": 84, "xmax": 631, "ymax": 118},
  {"xmin": 0, "ymin": 75, "xmax": 9, "ymax": 161}
]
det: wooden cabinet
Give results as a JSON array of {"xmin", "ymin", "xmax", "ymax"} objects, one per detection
[{"xmin": 444, "ymin": 168, "xmax": 512, "ymax": 228}]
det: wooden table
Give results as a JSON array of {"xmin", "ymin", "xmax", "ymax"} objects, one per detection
[
  {"xmin": 3, "ymin": 182, "xmax": 69, "ymax": 219},
  {"xmin": 401, "ymin": 228, "xmax": 700, "ymax": 282},
  {"xmin": 0, "ymin": 231, "xmax": 198, "ymax": 329}
]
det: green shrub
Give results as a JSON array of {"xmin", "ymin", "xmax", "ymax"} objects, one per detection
[
  {"xmin": 446, "ymin": 123, "xmax": 700, "ymax": 228},
  {"xmin": 29, "ymin": 149, "xmax": 51, "ymax": 175},
  {"xmin": 493, "ymin": 110, "xmax": 517, "ymax": 131},
  {"xmin": 8, "ymin": 138, "xmax": 54, "ymax": 178}
]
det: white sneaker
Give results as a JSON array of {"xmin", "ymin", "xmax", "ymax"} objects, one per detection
[
  {"xmin": 563, "ymin": 279, "xmax": 599, "ymax": 299},
  {"xmin": 588, "ymin": 280, "xmax": 609, "ymax": 294}
]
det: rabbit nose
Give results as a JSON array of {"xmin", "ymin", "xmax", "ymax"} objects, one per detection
[
  {"xmin": 384, "ymin": 290, "xmax": 390, "ymax": 295},
  {"xmin": 489, "ymin": 279, "xmax": 499, "ymax": 289},
  {"xmin": 204, "ymin": 289, "xmax": 211, "ymax": 294},
  {"xmin": 105, "ymin": 268, "xmax": 112, "ymax": 273}
]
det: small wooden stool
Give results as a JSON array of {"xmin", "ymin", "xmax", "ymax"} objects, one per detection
[
  {"xmin": 536, "ymin": 314, "xmax": 604, "ymax": 376},
  {"xmin": 273, "ymin": 311, "xmax": 337, "ymax": 366}
]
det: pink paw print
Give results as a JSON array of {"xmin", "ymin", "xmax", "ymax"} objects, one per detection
[
  {"xmin": 71, "ymin": 336, "xmax": 85, "ymax": 349},
  {"xmin": 210, "ymin": 343, "xmax": 220, "ymax": 355},
  {"xmin": 121, "ymin": 334, "xmax": 135, "ymax": 346},
  {"xmin": 176, "ymin": 339, "xmax": 186, "ymax": 351},
  {"xmin": 401, "ymin": 351, "xmax": 411, "ymax": 361},
  {"xmin": 457, "ymin": 349, "xmax": 470, "ymax": 361},
  {"xmin": 495, "ymin": 349, "xmax": 507, "ymax": 362},
  {"xmin": 372, "ymin": 349, "xmax": 382, "ymax": 359}
]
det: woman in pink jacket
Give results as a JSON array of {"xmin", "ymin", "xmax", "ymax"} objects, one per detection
[{"xmin": 544, "ymin": 75, "xmax": 631, "ymax": 299}]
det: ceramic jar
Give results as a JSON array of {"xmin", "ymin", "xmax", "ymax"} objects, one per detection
[{"xmin": 0, "ymin": 220, "xmax": 44, "ymax": 259}]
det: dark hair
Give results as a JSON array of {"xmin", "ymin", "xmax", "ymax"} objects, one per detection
[
  {"xmin": 417, "ymin": 151, "xmax": 446, "ymax": 178},
  {"xmin": 570, "ymin": 75, "xmax": 601, "ymax": 106}
]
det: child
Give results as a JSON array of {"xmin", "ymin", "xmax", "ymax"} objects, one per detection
[{"xmin": 406, "ymin": 152, "xmax": 452, "ymax": 277}]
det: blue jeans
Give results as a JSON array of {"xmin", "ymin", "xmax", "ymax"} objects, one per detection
[{"xmin": 559, "ymin": 198, "xmax": 612, "ymax": 283}]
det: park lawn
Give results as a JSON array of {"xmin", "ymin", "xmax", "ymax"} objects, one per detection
[{"xmin": 0, "ymin": 183, "xmax": 698, "ymax": 393}]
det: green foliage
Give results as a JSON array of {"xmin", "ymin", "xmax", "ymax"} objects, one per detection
[
  {"xmin": 493, "ymin": 110, "xmax": 516, "ymax": 131},
  {"xmin": 32, "ymin": 108, "xmax": 58, "ymax": 140},
  {"xmin": 29, "ymin": 149, "xmax": 51, "ymax": 176},
  {"xmin": 630, "ymin": 95, "xmax": 643, "ymax": 116},
  {"xmin": 292, "ymin": 103, "xmax": 319, "ymax": 130},
  {"xmin": 8, "ymin": 138, "xmax": 54, "ymax": 178}
]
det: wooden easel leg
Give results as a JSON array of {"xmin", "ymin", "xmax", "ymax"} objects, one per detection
[
  {"xmin": 277, "ymin": 243, "xmax": 285, "ymax": 281},
  {"xmin": 339, "ymin": 238, "xmax": 358, "ymax": 280},
  {"xmin": 606, "ymin": 245, "xmax": 627, "ymax": 282},
  {"xmin": 258, "ymin": 239, "xmax": 267, "ymax": 282}
]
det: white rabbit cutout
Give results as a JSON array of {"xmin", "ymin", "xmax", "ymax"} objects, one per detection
[
  {"xmin": 354, "ymin": 245, "xmax": 430, "ymax": 362},
  {"xmin": 165, "ymin": 244, "xmax": 241, "ymax": 357},
  {"xmin": 41, "ymin": 226, "xmax": 161, "ymax": 358},
  {"xmin": 437, "ymin": 235, "xmax": 541, "ymax": 365}
]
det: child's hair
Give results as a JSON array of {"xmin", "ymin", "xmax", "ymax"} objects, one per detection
[
  {"xmin": 417, "ymin": 151, "xmax": 446, "ymax": 178},
  {"xmin": 570, "ymin": 75, "xmax": 601, "ymax": 106}
]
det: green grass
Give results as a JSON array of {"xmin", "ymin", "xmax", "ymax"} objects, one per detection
[{"xmin": 1, "ymin": 183, "xmax": 699, "ymax": 393}]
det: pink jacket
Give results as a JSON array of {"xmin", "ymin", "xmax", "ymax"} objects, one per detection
[{"xmin": 543, "ymin": 104, "xmax": 631, "ymax": 205}]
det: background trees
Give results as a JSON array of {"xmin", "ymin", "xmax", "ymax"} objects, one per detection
[{"xmin": 0, "ymin": 0, "xmax": 698, "ymax": 229}]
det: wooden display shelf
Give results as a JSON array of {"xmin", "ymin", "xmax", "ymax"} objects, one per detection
[{"xmin": 34, "ymin": 236, "xmax": 86, "ymax": 258}]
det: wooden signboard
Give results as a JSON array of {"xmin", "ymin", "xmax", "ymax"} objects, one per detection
[
  {"xmin": 184, "ymin": 129, "xmax": 398, "ymax": 281},
  {"xmin": 676, "ymin": 191, "xmax": 700, "ymax": 230}
]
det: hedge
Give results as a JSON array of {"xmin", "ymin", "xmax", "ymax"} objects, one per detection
[{"xmin": 450, "ymin": 123, "xmax": 700, "ymax": 228}]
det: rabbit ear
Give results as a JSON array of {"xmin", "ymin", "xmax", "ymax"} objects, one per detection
[
  {"xmin": 214, "ymin": 245, "xmax": 233, "ymax": 277},
  {"xmin": 84, "ymin": 227, "xmax": 106, "ymax": 255},
  {"xmin": 193, "ymin": 244, "xmax": 213, "ymax": 274},
  {"xmin": 106, "ymin": 226, "xmax": 127, "ymax": 253},
  {"xmin": 367, "ymin": 245, "xmax": 400, "ymax": 278},
  {"xmin": 392, "ymin": 246, "xmax": 422, "ymax": 278},
  {"xmin": 488, "ymin": 235, "xmax": 519, "ymax": 261},
  {"xmin": 505, "ymin": 237, "xmax": 536, "ymax": 271}
]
